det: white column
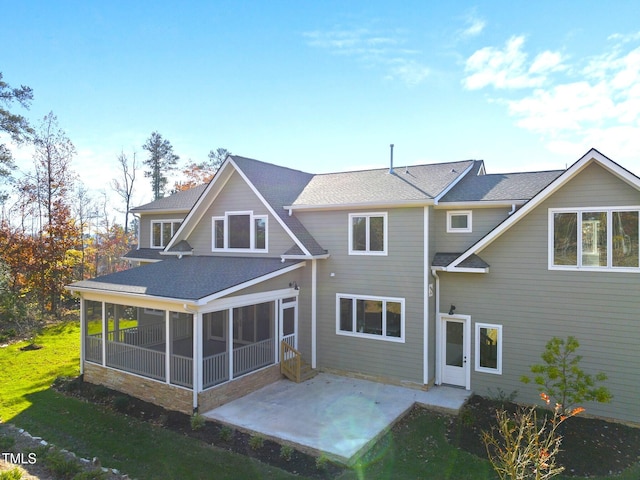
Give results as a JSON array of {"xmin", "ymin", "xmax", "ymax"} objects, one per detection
[
  {"xmin": 311, "ymin": 259, "xmax": 317, "ymax": 369},
  {"xmin": 79, "ymin": 296, "xmax": 85, "ymax": 374},
  {"xmin": 228, "ymin": 308, "xmax": 234, "ymax": 381},
  {"xmin": 165, "ymin": 310, "xmax": 171, "ymax": 384},
  {"xmin": 192, "ymin": 312, "xmax": 201, "ymax": 411},
  {"xmin": 101, "ymin": 302, "xmax": 107, "ymax": 367}
]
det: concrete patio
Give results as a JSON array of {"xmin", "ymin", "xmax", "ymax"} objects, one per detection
[{"xmin": 203, "ymin": 373, "xmax": 471, "ymax": 464}]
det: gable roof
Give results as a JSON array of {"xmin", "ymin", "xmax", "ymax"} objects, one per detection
[
  {"xmin": 165, "ymin": 155, "xmax": 327, "ymax": 258},
  {"xmin": 443, "ymin": 148, "xmax": 640, "ymax": 272},
  {"xmin": 439, "ymin": 169, "xmax": 564, "ymax": 203},
  {"xmin": 131, "ymin": 184, "xmax": 208, "ymax": 213},
  {"xmin": 68, "ymin": 256, "xmax": 305, "ymax": 305},
  {"xmin": 290, "ymin": 160, "xmax": 478, "ymax": 209}
]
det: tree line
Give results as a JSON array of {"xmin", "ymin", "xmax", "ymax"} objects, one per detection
[{"xmin": 0, "ymin": 72, "xmax": 229, "ymax": 331}]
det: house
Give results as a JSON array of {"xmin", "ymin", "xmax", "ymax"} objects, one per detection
[{"xmin": 67, "ymin": 148, "xmax": 640, "ymax": 424}]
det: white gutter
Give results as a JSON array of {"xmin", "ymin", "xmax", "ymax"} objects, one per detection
[{"xmin": 311, "ymin": 259, "xmax": 317, "ymax": 369}]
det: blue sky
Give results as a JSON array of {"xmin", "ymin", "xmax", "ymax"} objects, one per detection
[{"xmin": 3, "ymin": 1, "xmax": 640, "ymax": 209}]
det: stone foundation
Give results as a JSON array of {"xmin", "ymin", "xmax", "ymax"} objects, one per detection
[
  {"xmin": 83, "ymin": 362, "xmax": 193, "ymax": 413},
  {"xmin": 83, "ymin": 362, "xmax": 284, "ymax": 414},
  {"xmin": 198, "ymin": 364, "xmax": 283, "ymax": 412}
]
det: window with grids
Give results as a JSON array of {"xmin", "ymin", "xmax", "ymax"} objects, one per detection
[
  {"xmin": 550, "ymin": 207, "xmax": 639, "ymax": 270},
  {"xmin": 151, "ymin": 220, "xmax": 181, "ymax": 248},
  {"xmin": 336, "ymin": 294, "xmax": 404, "ymax": 342}
]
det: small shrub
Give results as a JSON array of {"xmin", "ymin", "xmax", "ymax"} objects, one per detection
[
  {"xmin": 521, "ymin": 336, "xmax": 612, "ymax": 414},
  {"xmin": 279, "ymin": 444, "xmax": 294, "ymax": 462},
  {"xmin": 112, "ymin": 395, "xmax": 130, "ymax": 413},
  {"xmin": 219, "ymin": 425, "xmax": 234, "ymax": 442},
  {"xmin": 487, "ymin": 387, "xmax": 518, "ymax": 404},
  {"xmin": 249, "ymin": 434, "xmax": 264, "ymax": 450},
  {"xmin": 0, "ymin": 468, "xmax": 23, "ymax": 480},
  {"xmin": 315, "ymin": 454, "xmax": 329, "ymax": 471},
  {"xmin": 190, "ymin": 413, "xmax": 205, "ymax": 431},
  {"xmin": 92, "ymin": 385, "xmax": 111, "ymax": 400},
  {"xmin": 459, "ymin": 408, "xmax": 475, "ymax": 427},
  {"xmin": 43, "ymin": 449, "xmax": 82, "ymax": 480}
]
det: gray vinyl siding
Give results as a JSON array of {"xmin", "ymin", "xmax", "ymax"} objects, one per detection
[
  {"xmin": 433, "ymin": 206, "xmax": 512, "ymax": 253},
  {"xmin": 139, "ymin": 213, "xmax": 188, "ymax": 249},
  {"xmin": 186, "ymin": 171, "xmax": 295, "ymax": 257},
  {"xmin": 440, "ymin": 163, "xmax": 640, "ymax": 423},
  {"xmin": 297, "ymin": 207, "xmax": 426, "ymax": 384}
]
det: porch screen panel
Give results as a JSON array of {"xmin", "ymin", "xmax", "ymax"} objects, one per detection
[
  {"xmin": 84, "ymin": 300, "xmax": 103, "ymax": 363},
  {"xmin": 232, "ymin": 301, "xmax": 275, "ymax": 378},
  {"xmin": 203, "ymin": 310, "xmax": 229, "ymax": 388}
]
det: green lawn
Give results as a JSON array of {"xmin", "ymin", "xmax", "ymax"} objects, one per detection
[{"xmin": 1, "ymin": 320, "xmax": 638, "ymax": 480}]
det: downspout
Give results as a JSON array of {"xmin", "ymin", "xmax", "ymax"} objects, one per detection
[
  {"xmin": 183, "ymin": 304, "xmax": 199, "ymax": 413},
  {"xmin": 431, "ymin": 268, "xmax": 442, "ymax": 385},
  {"xmin": 79, "ymin": 295, "xmax": 85, "ymax": 375},
  {"xmin": 311, "ymin": 259, "xmax": 317, "ymax": 369},
  {"xmin": 508, "ymin": 204, "xmax": 516, "ymax": 215}
]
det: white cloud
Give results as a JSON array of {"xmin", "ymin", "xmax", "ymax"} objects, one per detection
[
  {"xmin": 303, "ymin": 25, "xmax": 430, "ymax": 86},
  {"xmin": 463, "ymin": 36, "xmax": 564, "ymax": 90},
  {"xmin": 466, "ymin": 33, "xmax": 640, "ymax": 166},
  {"xmin": 462, "ymin": 17, "xmax": 485, "ymax": 38}
]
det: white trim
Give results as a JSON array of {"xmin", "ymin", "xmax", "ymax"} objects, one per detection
[
  {"xmin": 548, "ymin": 206, "xmax": 640, "ymax": 272},
  {"xmin": 448, "ymin": 149, "xmax": 640, "ymax": 270},
  {"xmin": 348, "ymin": 212, "xmax": 388, "ymax": 256},
  {"xmin": 165, "ymin": 159, "xmax": 235, "ymax": 250},
  {"xmin": 435, "ymin": 200, "xmax": 527, "ymax": 209},
  {"xmin": 200, "ymin": 288, "xmax": 299, "ymax": 314},
  {"xmin": 80, "ymin": 297, "xmax": 86, "ymax": 374},
  {"xmin": 475, "ymin": 322, "xmax": 502, "ymax": 375},
  {"xmin": 423, "ymin": 207, "xmax": 429, "ymax": 385},
  {"xmin": 446, "ymin": 210, "xmax": 472, "ymax": 233},
  {"xmin": 335, "ymin": 293, "xmax": 405, "ymax": 343},
  {"xmin": 284, "ymin": 199, "xmax": 436, "ymax": 212}
]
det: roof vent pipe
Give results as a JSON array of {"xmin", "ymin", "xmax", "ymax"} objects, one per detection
[{"xmin": 389, "ymin": 144, "xmax": 394, "ymax": 174}]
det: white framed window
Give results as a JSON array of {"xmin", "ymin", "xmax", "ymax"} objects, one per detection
[
  {"xmin": 549, "ymin": 207, "xmax": 640, "ymax": 271},
  {"xmin": 447, "ymin": 210, "xmax": 472, "ymax": 233},
  {"xmin": 212, "ymin": 211, "xmax": 268, "ymax": 252},
  {"xmin": 475, "ymin": 322, "xmax": 502, "ymax": 374},
  {"xmin": 348, "ymin": 212, "xmax": 387, "ymax": 255},
  {"xmin": 336, "ymin": 293, "xmax": 404, "ymax": 342},
  {"xmin": 151, "ymin": 220, "xmax": 182, "ymax": 248}
]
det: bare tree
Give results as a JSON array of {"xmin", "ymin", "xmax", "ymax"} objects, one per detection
[{"xmin": 111, "ymin": 150, "xmax": 137, "ymax": 234}]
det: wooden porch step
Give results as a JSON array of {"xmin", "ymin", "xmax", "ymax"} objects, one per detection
[{"xmin": 299, "ymin": 361, "xmax": 317, "ymax": 382}]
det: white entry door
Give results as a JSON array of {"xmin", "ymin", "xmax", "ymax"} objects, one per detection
[{"xmin": 440, "ymin": 316, "xmax": 470, "ymax": 388}]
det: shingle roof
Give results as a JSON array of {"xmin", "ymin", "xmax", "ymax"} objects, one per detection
[
  {"xmin": 123, "ymin": 248, "xmax": 164, "ymax": 261},
  {"xmin": 440, "ymin": 170, "xmax": 564, "ymax": 203},
  {"xmin": 432, "ymin": 253, "xmax": 489, "ymax": 269},
  {"xmin": 131, "ymin": 184, "xmax": 208, "ymax": 212},
  {"xmin": 292, "ymin": 161, "xmax": 477, "ymax": 207},
  {"xmin": 230, "ymin": 156, "xmax": 327, "ymax": 256},
  {"xmin": 69, "ymin": 256, "xmax": 304, "ymax": 301}
]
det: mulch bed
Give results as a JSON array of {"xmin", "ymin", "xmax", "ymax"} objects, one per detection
[
  {"xmin": 448, "ymin": 394, "xmax": 640, "ymax": 477},
  {"xmin": 55, "ymin": 377, "xmax": 345, "ymax": 479}
]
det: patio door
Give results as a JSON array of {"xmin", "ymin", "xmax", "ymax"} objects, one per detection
[
  {"xmin": 279, "ymin": 298, "xmax": 297, "ymax": 350},
  {"xmin": 440, "ymin": 315, "xmax": 470, "ymax": 388}
]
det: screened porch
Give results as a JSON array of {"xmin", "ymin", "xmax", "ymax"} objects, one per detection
[{"xmin": 83, "ymin": 297, "xmax": 296, "ymax": 390}]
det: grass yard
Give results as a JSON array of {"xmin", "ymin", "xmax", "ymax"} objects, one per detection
[
  {"xmin": 1, "ymin": 320, "xmax": 639, "ymax": 479},
  {"xmin": 0, "ymin": 321, "xmax": 299, "ymax": 479}
]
